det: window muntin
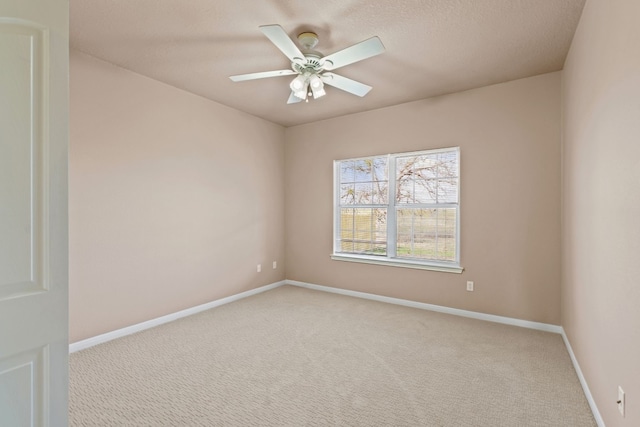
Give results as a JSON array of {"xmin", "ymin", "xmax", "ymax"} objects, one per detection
[{"xmin": 334, "ymin": 148, "xmax": 460, "ymax": 269}]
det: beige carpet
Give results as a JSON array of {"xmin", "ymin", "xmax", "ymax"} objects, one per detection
[{"xmin": 69, "ymin": 285, "xmax": 596, "ymax": 426}]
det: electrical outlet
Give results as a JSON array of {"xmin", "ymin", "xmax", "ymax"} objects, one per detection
[
  {"xmin": 466, "ymin": 281, "xmax": 474, "ymax": 291},
  {"xmin": 273, "ymin": 261, "xmax": 277, "ymax": 269},
  {"xmin": 257, "ymin": 264, "xmax": 261, "ymax": 273},
  {"xmin": 618, "ymin": 386, "xmax": 625, "ymax": 416}
]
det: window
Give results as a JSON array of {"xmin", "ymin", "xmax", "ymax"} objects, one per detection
[{"xmin": 332, "ymin": 147, "xmax": 462, "ymax": 273}]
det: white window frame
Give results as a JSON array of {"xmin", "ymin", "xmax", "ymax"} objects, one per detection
[{"xmin": 331, "ymin": 147, "xmax": 463, "ymax": 273}]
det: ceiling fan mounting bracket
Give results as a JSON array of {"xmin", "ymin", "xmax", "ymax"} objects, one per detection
[{"xmin": 297, "ymin": 32, "xmax": 319, "ymax": 50}]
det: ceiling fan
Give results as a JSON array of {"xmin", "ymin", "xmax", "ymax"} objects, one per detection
[{"xmin": 229, "ymin": 25, "xmax": 385, "ymax": 104}]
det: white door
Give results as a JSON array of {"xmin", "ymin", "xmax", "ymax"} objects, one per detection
[{"xmin": 0, "ymin": 0, "xmax": 69, "ymax": 425}]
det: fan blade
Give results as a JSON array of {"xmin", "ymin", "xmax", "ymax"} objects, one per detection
[
  {"xmin": 259, "ymin": 24, "xmax": 305, "ymax": 63},
  {"xmin": 321, "ymin": 73, "xmax": 372, "ymax": 97},
  {"xmin": 229, "ymin": 69, "xmax": 297, "ymax": 82},
  {"xmin": 287, "ymin": 92, "xmax": 303, "ymax": 104},
  {"xmin": 322, "ymin": 37, "xmax": 385, "ymax": 71}
]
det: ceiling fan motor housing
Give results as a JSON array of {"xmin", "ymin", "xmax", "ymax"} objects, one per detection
[{"xmin": 292, "ymin": 54, "xmax": 326, "ymax": 75}]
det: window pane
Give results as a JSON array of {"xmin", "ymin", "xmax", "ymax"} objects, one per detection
[
  {"xmin": 340, "ymin": 161, "xmax": 355, "ymax": 183},
  {"xmin": 396, "ymin": 176, "xmax": 414, "ymax": 204},
  {"xmin": 414, "ymin": 179, "xmax": 437, "ymax": 203},
  {"xmin": 373, "ymin": 157, "xmax": 388, "ymax": 181},
  {"xmin": 340, "ymin": 184, "xmax": 355, "ymax": 205},
  {"xmin": 436, "ymin": 208, "xmax": 457, "ymax": 260},
  {"xmin": 341, "ymin": 241, "xmax": 354, "ymax": 252},
  {"xmin": 340, "ymin": 208, "xmax": 354, "ymax": 239},
  {"xmin": 437, "ymin": 178, "xmax": 458, "ymax": 203},
  {"xmin": 372, "ymin": 157, "xmax": 389, "ymax": 203},
  {"xmin": 372, "ymin": 181, "xmax": 388, "ymax": 204},
  {"xmin": 354, "ymin": 159, "xmax": 372, "ymax": 182},
  {"xmin": 396, "ymin": 208, "xmax": 456, "ymax": 262},
  {"xmin": 437, "ymin": 151, "xmax": 459, "ymax": 178},
  {"xmin": 354, "ymin": 182, "xmax": 373, "ymax": 204},
  {"xmin": 338, "ymin": 207, "xmax": 386, "ymax": 256},
  {"xmin": 372, "ymin": 208, "xmax": 387, "ymax": 243},
  {"xmin": 414, "ymin": 155, "xmax": 438, "ymax": 179}
]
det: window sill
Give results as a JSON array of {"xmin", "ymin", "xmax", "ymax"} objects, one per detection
[{"xmin": 330, "ymin": 254, "xmax": 464, "ymax": 274}]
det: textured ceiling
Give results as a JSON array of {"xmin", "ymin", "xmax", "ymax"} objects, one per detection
[{"xmin": 70, "ymin": 0, "xmax": 586, "ymax": 127}]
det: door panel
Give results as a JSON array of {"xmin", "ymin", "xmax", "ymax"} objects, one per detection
[
  {"xmin": 0, "ymin": 21, "xmax": 48, "ymax": 299},
  {"xmin": 0, "ymin": 346, "xmax": 47, "ymax": 427}
]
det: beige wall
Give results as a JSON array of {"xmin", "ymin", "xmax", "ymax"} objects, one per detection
[
  {"xmin": 285, "ymin": 72, "xmax": 562, "ymax": 325},
  {"xmin": 69, "ymin": 51, "xmax": 285, "ymax": 342},
  {"xmin": 562, "ymin": 0, "xmax": 640, "ymax": 425}
]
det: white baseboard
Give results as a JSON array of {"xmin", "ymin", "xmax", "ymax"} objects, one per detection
[
  {"xmin": 561, "ymin": 328, "xmax": 605, "ymax": 427},
  {"xmin": 69, "ymin": 280, "xmax": 286, "ymax": 353},
  {"xmin": 286, "ymin": 279, "xmax": 562, "ymax": 334}
]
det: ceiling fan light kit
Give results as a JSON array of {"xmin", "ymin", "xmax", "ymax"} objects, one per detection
[
  {"xmin": 229, "ymin": 24, "xmax": 385, "ymax": 104},
  {"xmin": 290, "ymin": 76, "xmax": 310, "ymax": 100}
]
